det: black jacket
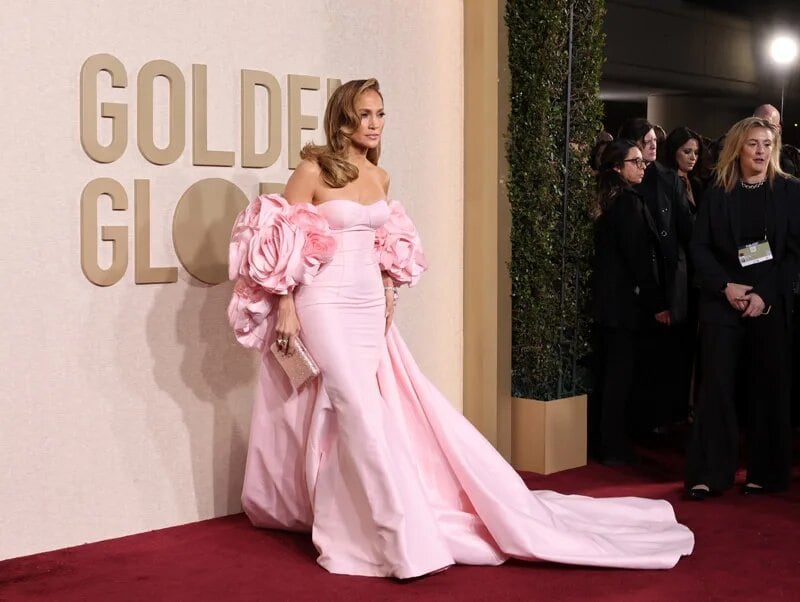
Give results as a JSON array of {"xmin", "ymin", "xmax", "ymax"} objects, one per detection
[
  {"xmin": 592, "ymin": 188, "xmax": 667, "ymax": 329},
  {"xmin": 780, "ymin": 147, "xmax": 798, "ymax": 177},
  {"xmin": 635, "ymin": 161, "xmax": 695, "ymax": 321},
  {"xmin": 691, "ymin": 175, "xmax": 800, "ymax": 326}
]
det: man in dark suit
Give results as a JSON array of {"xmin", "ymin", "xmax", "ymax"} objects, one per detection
[{"xmin": 617, "ymin": 118, "xmax": 695, "ymax": 434}]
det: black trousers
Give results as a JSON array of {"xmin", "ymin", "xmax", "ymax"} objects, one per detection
[
  {"xmin": 632, "ymin": 321, "xmax": 686, "ymax": 432},
  {"xmin": 594, "ymin": 326, "xmax": 637, "ymax": 460},
  {"xmin": 791, "ymin": 294, "xmax": 800, "ymax": 426},
  {"xmin": 685, "ymin": 304, "xmax": 792, "ymax": 491}
]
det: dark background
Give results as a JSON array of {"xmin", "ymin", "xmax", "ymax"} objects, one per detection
[{"xmin": 601, "ymin": 0, "xmax": 800, "ymax": 145}]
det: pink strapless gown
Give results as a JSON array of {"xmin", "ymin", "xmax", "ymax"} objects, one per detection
[{"xmin": 241, "ymin": 199, "xmax": 694, "ymax": 578}]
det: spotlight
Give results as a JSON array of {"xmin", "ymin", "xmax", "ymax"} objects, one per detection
[{"xmin": 770, "ymin": 35, "xmax": 799, "ymax": 65}]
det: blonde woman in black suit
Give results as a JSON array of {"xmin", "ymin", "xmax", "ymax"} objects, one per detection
[{"xmin": 686, "ymin": 117, "xmax": 800, "ymax": 499}]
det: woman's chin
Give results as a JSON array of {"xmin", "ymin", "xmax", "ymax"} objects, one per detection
[{"xmin": 352, "ymin": 138, "xmax": 380, "ymax": 151}]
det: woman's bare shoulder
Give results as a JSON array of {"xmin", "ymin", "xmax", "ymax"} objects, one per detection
[
  {"xmin": 374, "ymin": 165, "xmax": 391, "ymax": 194},
  {"xmin": 293, "ymin": 159, "xmax": 322, "ymax": 179},
  {"xmin": 284, "ymin": 160, "xmax": 322, "ymax": 204}
]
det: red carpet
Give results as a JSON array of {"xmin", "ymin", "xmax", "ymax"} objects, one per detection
[{"xmin": 2, "ymin": 440, "xmax": 799, "ymax": 601}]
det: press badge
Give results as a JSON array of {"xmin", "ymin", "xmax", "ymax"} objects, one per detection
[{"xmin": 738, "ymin": 240, "xmax": 773, "ymax": 267}]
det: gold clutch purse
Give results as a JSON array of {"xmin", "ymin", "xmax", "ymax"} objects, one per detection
[{"xmin": 269, "ymin": 337, "xmax": 321, "ymax": 389}]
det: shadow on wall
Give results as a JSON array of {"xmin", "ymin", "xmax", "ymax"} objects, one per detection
[
  {"xmin": 137, "ymin": 250, "xmax": 256, "ymax": 520},
  {"xmin": 168, "ymin": 276, "xmax": 252, "ymax": 516}
]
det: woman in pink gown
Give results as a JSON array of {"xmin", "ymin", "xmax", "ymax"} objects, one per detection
[{"xmin": 228, "ymin": 79, "xmax": 694, "ymax": 578}]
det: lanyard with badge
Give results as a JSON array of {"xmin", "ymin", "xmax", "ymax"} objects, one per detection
[
  {"xmin": 738, "ymin": 238, "xmax": 773, "ymax": 267},
  {"xmin": 737, "ymin": 189, "xmax": 773, "ymax": 267},
  {"xmin": 736, "ymin": 233, "xmax": 774, "ymax": 314}
]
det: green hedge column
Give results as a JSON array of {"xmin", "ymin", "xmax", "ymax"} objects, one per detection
[{"xmin": 506, "ymin": 0, "xmax": 605, "ymax": 400}]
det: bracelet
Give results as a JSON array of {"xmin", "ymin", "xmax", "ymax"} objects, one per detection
[{"xmin": 384, "ymin": 286, "xmax": 399, "ymax": 302}]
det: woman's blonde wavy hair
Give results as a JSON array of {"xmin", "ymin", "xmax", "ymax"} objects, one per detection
[
  {"xmin": 714, "ymin": 116, "xmax": 785, "ymax": 192},
  {"xmin": 300, "ymin": 78, "xmax": 382, "ymax": 188}
]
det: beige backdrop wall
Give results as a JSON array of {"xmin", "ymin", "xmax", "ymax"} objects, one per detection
[{"xmin": 0, "ymin": 0, "xmax": 464, "ymax": 560}]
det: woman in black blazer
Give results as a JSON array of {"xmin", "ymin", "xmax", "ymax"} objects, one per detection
[
  {"xmin": 664, "ymin": 127, "xmax": 706, "ymax": 428},
  {"xmin": 687, "ymin": 116, "xmax": 800, "ymax": 499},
  {"xmin": 591, "ymin": 140, "xmax": 671, "ymax": 464},
  {"xmin": 618, "ymin": 119, "xmax": 694, "ymax": 438}
]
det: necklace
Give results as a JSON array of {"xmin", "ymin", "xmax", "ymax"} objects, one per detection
[{"xmin": 740, "ymin": 179, "xmax": 766, "ymax": 190}]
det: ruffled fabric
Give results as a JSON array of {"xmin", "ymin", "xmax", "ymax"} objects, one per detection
[
  {"xmin": 227, "ymin": 279, "xmax": 272, "ymax": 349},
  {"xmin": 374, "ymin": 200, "xmax": 427, "ymax": 286},
  {"xmin": 228, "ymin": 194, "xmax": 337, "ymax": 349}
]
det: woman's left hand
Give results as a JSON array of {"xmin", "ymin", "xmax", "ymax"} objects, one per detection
[
  {"xmin": 741, "ymin": 292, "xmax": 766, "ymax": 317},
  {"xmin": 383, "ymin": 275, "xmax": 397, "ymax": 334},
  {"xmin": 385, "ymin": 287, "xmax": 396, "ymax": 334}
]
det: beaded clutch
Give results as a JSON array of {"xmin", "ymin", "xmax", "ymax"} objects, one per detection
[{"xmin": 269, "ymin": 337, "xmax": 321, "ymax": 390}]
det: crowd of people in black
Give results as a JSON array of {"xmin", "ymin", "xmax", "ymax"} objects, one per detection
[{"xmin": 589, "ymin": 104, "xmax": 800, "ymax": 500}]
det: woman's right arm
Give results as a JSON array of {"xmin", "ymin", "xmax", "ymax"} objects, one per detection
[
  {"xmin": 274, "ymin": 159, "xmax": 321, "ymax": 353},
  {"xmin": 690, "ymin": 190, "xmax": 729, "ymax": 294},
  {"xmin": 274, "ymin": 294, "xmax": 300, "ymax": 354}
]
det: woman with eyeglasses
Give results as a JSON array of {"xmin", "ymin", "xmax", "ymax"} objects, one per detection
[
  {"xmin": 615, "ymin": 119, "xmax": 694, "ymax": 442},
  {"xmin": 686, "ymin": 116, "xmax": 800, "ymax": 499},
  {"xmin": 590, "ymin": 139, "xmax": 671, "ymax": 464}
]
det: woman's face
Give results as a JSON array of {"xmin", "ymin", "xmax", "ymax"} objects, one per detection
[
  {"xmin": 349, "ymin": 89, "xmax": 384, "ymax": 151},
  {"xmin": 639, "ymin": 128, "xmax": 658, "ymax": 163},
  {"xmin": 675, "ymin": 138, "xmax": 699, "ymax": 175},
  {"xmin": 615, "ymin": 146, "xmax": 646, "ymax": 185},
  {"xmin": 738, "ymin": 126, "xmax": 773, "ymax": 179}
]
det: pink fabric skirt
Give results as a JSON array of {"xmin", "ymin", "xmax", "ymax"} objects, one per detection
[{"xmin": 241, "ymin": 227, "xmax": 694, "ymax": 578}]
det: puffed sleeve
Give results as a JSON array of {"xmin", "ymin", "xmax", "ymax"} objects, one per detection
[
  {"xmin": 227, "ymin": 194, "xmax": 337, "ymax": 349},
  {"xmin": 374, "ymin": 200, "xmax": 428, "ymax": 286},
  {"xmin": 227, "ymin": 279, "xmax": 272, "ymax": 349}
]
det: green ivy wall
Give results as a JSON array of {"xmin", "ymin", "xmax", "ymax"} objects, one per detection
[{"xmin": 506, "ymin": 0, "xmax": 605, "ymax": 400}]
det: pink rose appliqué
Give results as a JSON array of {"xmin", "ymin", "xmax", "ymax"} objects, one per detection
[
  {"xmin": 375, "ymin": 200, "xmax": 427, "ymax": 286},
  {"xmin": 247, "ymin": 208, "xmax": 305, "ymax": 294},
  {"xmin": 230, "ymin": 194, "xmax": 338, "ymax": 294},
  {"xmin": 229, "ymin": 196, "xmax": 267, "ymax": 281},
  {"xmin": 289, "ymin": 204, "xmax": 337, "ymax": 276}
]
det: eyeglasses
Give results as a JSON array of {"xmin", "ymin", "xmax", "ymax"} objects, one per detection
[{"xmin": 622, "ymin": 158, "xmax": 646, "ymax": 169}]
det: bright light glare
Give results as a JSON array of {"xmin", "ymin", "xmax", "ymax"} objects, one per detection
[{"xmin": 770, "ymin": 35, "xmax": 799, "ymax": 65}]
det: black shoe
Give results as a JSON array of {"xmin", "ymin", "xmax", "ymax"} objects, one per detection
[
  {"xmin": 742, "ymin": 483, "xmax": 769, "ymax": 495},
  {"xmin": 686, "ymin": 485, "xmax": 719, "ymax": 501}
]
